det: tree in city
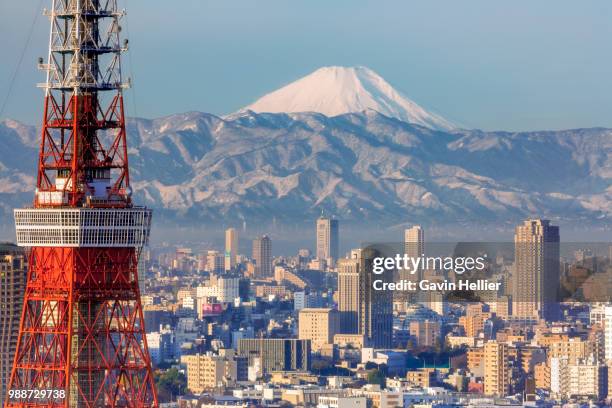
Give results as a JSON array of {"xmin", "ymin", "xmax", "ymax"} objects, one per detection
[{"xmin": 155, "ymin": 368, "xmax": 188, "ymax": 402}]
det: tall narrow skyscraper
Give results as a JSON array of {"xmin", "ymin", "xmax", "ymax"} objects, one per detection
[
  {"xmin": 316, "ymin": 216, "xmax": 339, "ymax": 265},
  {"xmin": 252, "ymin": 235, "xmax": 273, "ymax": 278},
  {"xmin": 225, "ymin": 228, "xmax": 239, "ymax": 272},
  {"xmin": 0, "ymin": 244, "xmax": 26, "ymax": 405},
  {"xmin": 336, "ymin": 249, "xmax": 393, "ymax": 348},
  {"xmin": 512, "ymin": 219, "xmax": 560, "ymax": 322},
  {"xmin": 404, "ymin": 226, "xmax": 425, "ymax": 260},
  {"xmin": 361, "ymin": 247, "xmax": 394, "ymax": 348},
  {"xmin": 401, "ymin": 226, "xmax": 425, "ymax": 302},
  {"xmin": 337, "ymin": 257, "xmax": 361, "ymax": 334}
]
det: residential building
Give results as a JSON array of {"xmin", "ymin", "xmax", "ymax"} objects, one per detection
[
  {"xmin": 512, "ymin": 219, "xmax": 560, "ymax": 321},
  {"xmin": 298, "ymin": 308, "xmax": 340, "ymax": 352}
]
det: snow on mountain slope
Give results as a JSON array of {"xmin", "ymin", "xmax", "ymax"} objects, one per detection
[
  {"xmin": 1, "ymin": 112, "xmax": 610, "ymax": 226},
  {"xmin": 240, "ymin": 66, "xmax": 456, "ymax": 131}
]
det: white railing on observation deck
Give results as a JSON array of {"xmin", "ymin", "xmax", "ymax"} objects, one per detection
[{"xmin": 14, "ymin": 207, "xmax": 152, "ymax": 248}]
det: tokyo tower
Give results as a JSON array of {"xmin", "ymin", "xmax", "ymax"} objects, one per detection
[{"xmin": 6, "ymin": 0, "xmax": 158, "ymax": 407}]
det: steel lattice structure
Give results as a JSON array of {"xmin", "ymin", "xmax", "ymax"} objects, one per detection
[{"xmin": 5, "ymin": 1, "xmax": 158, "ymax": 407}]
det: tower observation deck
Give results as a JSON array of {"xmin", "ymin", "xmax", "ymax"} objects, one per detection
[{"xmin": 6, "ymin": 0, "xmax": 158, "ymax": 407}]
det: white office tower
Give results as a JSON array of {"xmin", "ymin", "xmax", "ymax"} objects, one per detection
[
  {"xmin": 397, "ymin": 225, "xmax": 425, "ymax": 308},
  {"xmin": 316, "ymin": 216, "xmax": 339, "ymax": 266},
  {"xmin": 405, "ymin": 226, "xmax": 424, "ymax": 256},
  {"xmin": 404, "ymin": 225, "xmax": 425, "ymax": 278}
]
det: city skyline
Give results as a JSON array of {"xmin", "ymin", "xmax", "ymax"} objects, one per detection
[
  {"xmin": 0, "ymin": 1, "xmax": 610, "ymax": 406},
  {"xmin": 130, "ymin": 216, "xmax": 612, "ymax": 405}
]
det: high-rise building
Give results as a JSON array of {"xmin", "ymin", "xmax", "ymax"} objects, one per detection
[
  {"xmin": 404, "ymin": 225, "xmax": 425, "ymax": 279},
  {"xmin": 206, "ymin": 250, "xmax": 225, "ymax": 274},
  {"xmin": 8, "ymin": 1, "xmax": 157, "ymax": 405},
  {"xmin": 512, "ymin": 219, "xmax": 560, "ymax": 322},
  {"xmin": 336, "ymin": 250, "xmax": 392, "ymax": 348},
  {"xmin": 252, "ymin": 235, "xmax": 272, "ymax": 278},
  {"xmin": 337, "ymin": 258, "xmax": 361, "ymax": 334},
  {"xmin": 395, "ymin": 225, "xmax": 425, "ymax": 307},
  {"xmin": 225, "ymin": 228, "xmax": 239, "ymax": 271},
  {"xmin": 0, "ymin": 244, "xmax": 26, "ymax": 404},
  {"xmin": 237, "ymin": 339, "xmax": 311, "ymax": 374},
  {"xmin": 484, "ymin": 341, "xmax": 510, "ymax": 397},
  {"xmin": 316, "ymin": 216, "xmax": 339, "ymax": 265},
  {"xmin": 298, "ymin": 308, "xmax": 340, "ymax": 352},
  {"xmin": 361, "ymin": 248, "xmax": 393, "ymax": 348}
]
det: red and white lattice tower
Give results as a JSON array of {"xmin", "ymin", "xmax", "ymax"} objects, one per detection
[{"xmin": 6, "ymin": 0, "xmax": 158, "ymax": 407}]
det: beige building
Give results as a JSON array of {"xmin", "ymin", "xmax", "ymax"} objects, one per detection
[
  {"xmin": 337, "ymin": 258, "xmax": 361, "ymax": 334},
  {"xmin": 409, "ymin": 320, "xmax": 440, "ymax": 348},
  {"xmin": 459, "ymin": 314, "xmax": 489, "ymax": 338},
  {"xmin": 467, "ymin": 347, "xmax": 484, "ymax": 373},
  {"xmin": 181, "ymin": 351, "xmax": 246, "ymax": 393},
  {"xmin": 225, "ymin": 228, "xmax": 239, "ymax": 272},
  {"xmin": 512, "ymin": 219, "xmax": 560, "ymax": 322},
  {"xmin": 447, "ymin": 336, "xmax": 477, "ymax": 348},
  {"xmin": 334, "ymin": 334, "xmax": 366, "ymax": 349},
  {"xmin": 254, "ymin": 284, "xmax": 289, "ymax": 298},
  {"xmin": 518, "ymin": 347, "xmax": 546, "ymax": 374},
  {"xmin": 484, "ymin": 341, "xmax": 510, "ymax": 397},
  {"xmin": 282, "ymin": 388, "xmax": 343, "ymax": 406},
  {"xmin": 406, "ymin": 369, "xmax": 435, "ymax": 388},
  {"xmin": 548, "ymin": 338, "xmax": 592, "ymax": 365},
  {"xmin": 354, "ymin": 389, "xmax": 402, "ymax": 408},
  {"xmin": 534, "ymin": 362, "xmax": 550, "ymax": 390},
  {"xmin": 551, "ymin": 357, "xmax": 606, "ymax": 400},
  {"xmin": 568, "ymin": 361, "xmax": 606, "ymax": 400},
  {"xmin": 404, "ymin": 225, "xmax": 424, "ymax": 280},
  {"xmin": 298, "ymin": 308, "xmax": 340, "ymax": 352},
  {"xmin": 318, "ymin": 396, "xmax": 366, "ymax": 408}
]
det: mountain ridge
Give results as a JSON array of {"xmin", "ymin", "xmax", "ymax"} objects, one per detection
[{"xmin": 1, "ymin": 110, "xmax": 610, "ymax": 228}]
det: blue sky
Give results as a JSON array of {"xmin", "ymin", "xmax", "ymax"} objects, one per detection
[{"xmin": 1, "ymin": 0, "xmax": 611, "ymax": 131}]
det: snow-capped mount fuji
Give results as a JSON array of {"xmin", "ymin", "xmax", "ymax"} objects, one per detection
[{"xmin": 239, "ymin": 66, "xmax": 456, "ymax": 131}]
